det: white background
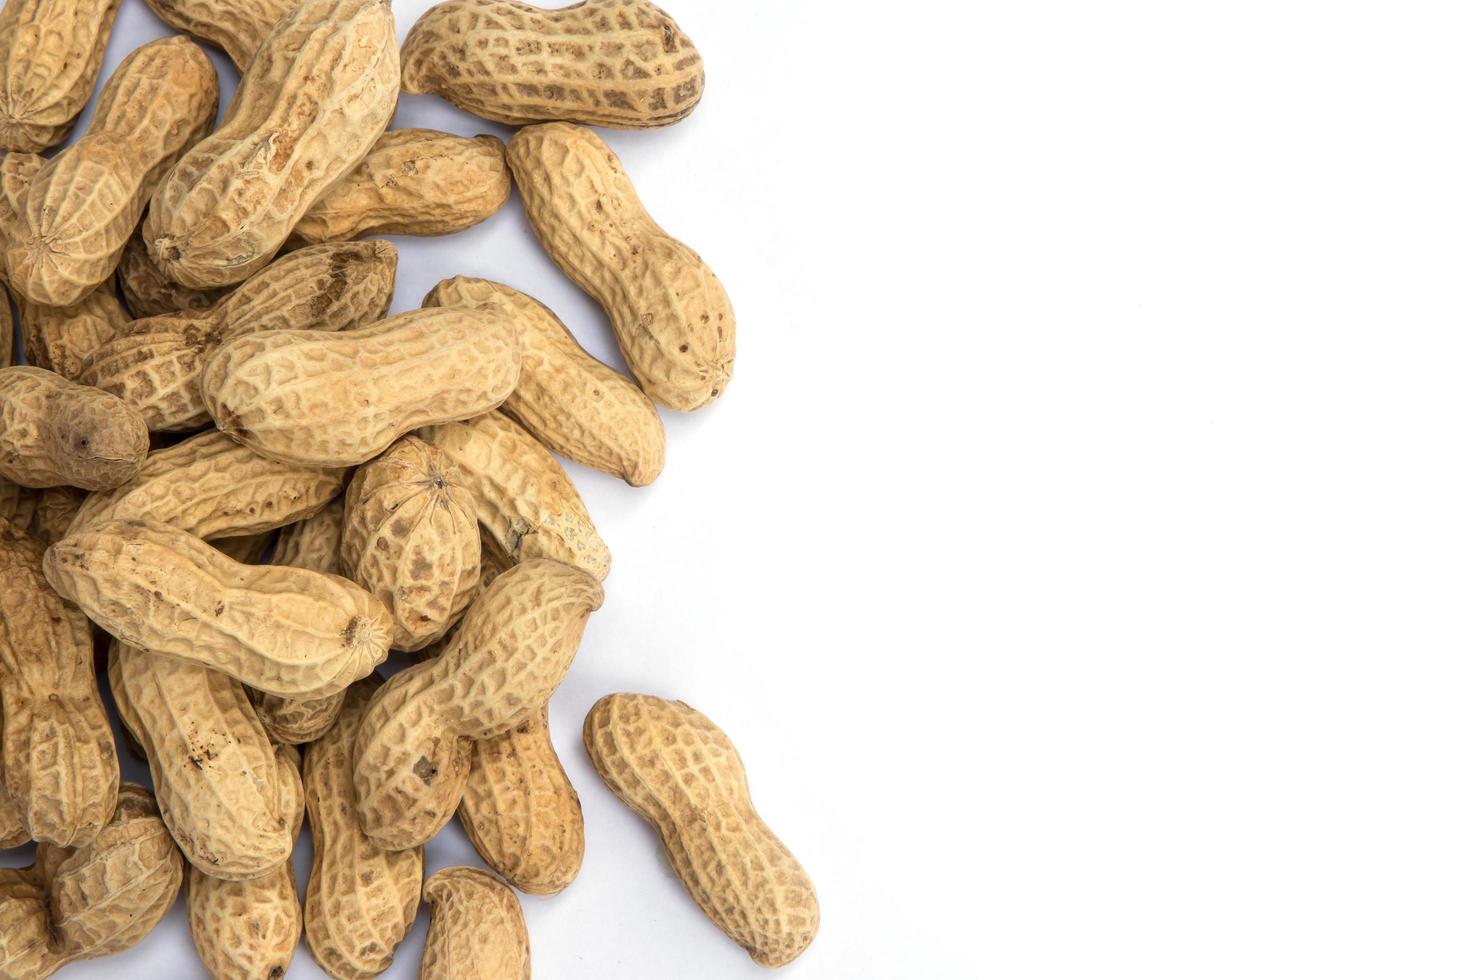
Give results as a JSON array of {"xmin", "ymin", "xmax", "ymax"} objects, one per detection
[{"xmin": 11, "ymin": 0, "xmax": 1470, "ymax": 978}]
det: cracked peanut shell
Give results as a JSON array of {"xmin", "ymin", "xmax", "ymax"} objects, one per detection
[
  {"xmin": 0, "ymin": 0, "xmax": 123, "ymax": 152},
  {"xmin": 0, "ymin": 366, "xmax": 148, "ymax": 490}
]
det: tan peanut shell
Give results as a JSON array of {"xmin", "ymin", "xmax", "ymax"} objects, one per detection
[
  {"xmin": 0, "ymin": 367, "xmax": 149, "ymax": 489},
  {"xmin": 291, "ymin": 129, "xmax": 512, "ymax": 245},
  {"xmin": 145, "ymin": 0, "xmax": 401, "ymax": 288},
  {"xmin": 203, "ymin": 306, "xmax": 521, "ymax": 467},
  {"xmin": 186, "ymin": 744, "xmax": 304, "ymax": 978},
  {"xmin": 0, "ymin": 0, "xmax": 123, "ymax": 152},
  {"xmin": 459, "ymin": 706, "xmax": 584, "ymax": 894},
  {"xmin": 109, "ymin": 641, "xmax": 301, "ymax": 880},
  {"xmin": 419, "ymin": 866, "xmax": 531, "ymax": 980},
  {"xmin": 0, "ymin": 478, "xmax": 39, "ymax": 529},
  {"xmin": 0, "ymin": 748, "xmax": 29, "ymax": 849},
  {"xmin": 116, "ymin": 225, "xmax": 228, "ymax": 318},
  {"xmin": 509, "ymin": 122, "xmax": 735, "ymax": 410},
  {"xmin": 254, "ymin": 497, "xmax": 349, "ymax": 745},
  {"xmin": 13, "ymin": 280, "xmax": 129, "ymax": 381},
  {"xmin": 68, "ymin": 428, "xmax": 346, "ymax": 540},
  {"xmin": 0, "ymin": 867, "xmax": 58, "ymax": 977},
  {"xmin": 143, "ymin": 0, "xmax": 301, "ymax": 70},
  {"xmin": 0, "ymin": 519, "xmax": 117, "ymax": 846},
  {"xmin": 584, "ymin": 693, "xmax": 820, "ymax": 967},
  {"xmin": 341, "ymin": 436, "xmax": 480, "ymax": 651},
  {"xmin": 305, "ymin": 678, "xmax": 423, "ymax": 978},
  {"xmin": 0, "ymin": 149, "xmax": 41, "ymax": 249},
  {"xmin": 6, "ymin": 37, "xmax": 219, "ymax": 307},
  {"xmin": 353, "ymin": 558, "xmax": 603, "ymax": 850},
  {"xmin": 419, "ymin": 412, "xmax": 610, "ymax": 580},
  {"xmin": 27, "ymin": 487, "xmax": 84, "ymax": 545},
  {"xmin": 425, "ymin": 276, "xmax": 665, "ymax": 485},
  {"xmin": 401, "ymin": 0, "xmax": 703, "ymax": 129},
  {"xmin": 44, "ymin": 782, "xmax": 184, "ymax": 966},
  {"xmin": 46, "ymin": 519, "xmax": 392, "ymax": 698},
  {"xmin": 83, "ymin": 239, "xmax": 398, "ymax": 432}
]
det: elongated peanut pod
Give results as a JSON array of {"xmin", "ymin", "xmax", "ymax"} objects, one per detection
[
  {"xmin": 401, "ymin": 0, "xmax": 703, "ymax": 129},
  {"xmin": 46, "ymin": 519, "xmax": 391, "ymax": 699},
  {"xmin": 6, "ymin": 37, "xmax": 218, "ymax": 307},
  {"xmin": 353, "ymin": 559, "xmax": 602, "ymax": 850},
  {"xmin": 584, "ymin": 694, "xmax": 820, "ymax": 967},
  {"xmin": 425, "ymin": 275, "xmax": 665, "ymax": 485},
  {"xmin": 509, "ymin": 122, "xmax": 734, "ymax": 411},
  {"xmin": 0, "ymin": 0, "xmax": 123, "ymax": 152},
  {"xmin": 142, "ymin": 0, "xmax": 300, "ymax": 70},
  {"xmin": 419, "ymin": 866, "xmax": 530, "ymax": 980},
  {"xmin": 0, "ymin": 367, "xmax": 148, "ymax": 490}
]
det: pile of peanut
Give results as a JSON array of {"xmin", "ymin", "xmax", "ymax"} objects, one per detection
[{"xmin": 0, "ymin": 0, "xmax": 817, "ymax": 976}]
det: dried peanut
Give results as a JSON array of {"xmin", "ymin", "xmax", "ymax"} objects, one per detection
[
  {"xmin": 83, "ymin": 239, "xmax": 398, "ymax": 432},
  {"xmin": 0, "ymin": 867, "xmax": 58, "ymax": 977},
  {"xmin": 401, "ymin": 0, "xmax": 703, "ymax": 129},
  {"xmin": 419, "ymin": 866, "xmax": 530, "ymax": 980},
  {"xmin": 425, "ymin": 275, "xmax": 665, "ymax": 485},
  {"xmin": 584, "ymin": 693, "xmax": 820, "ymax": 967},
  {"xmin": 0, "ymin": 149, "xmax": 41, "ymax": 248},
  {"xmin": 143, "ymin": 0, "xmax": 300, "ymax": 71},
  {"xmin": 0, "ymin": 761, "xmax": 28, "ymax": 848},
  {"xmin": 510, "ymin": 122, "xmax": 735, "ymax": 410},
  {"xmin": 116, "ymin": 225, "xmax": 228, "ymax": 318},
  {"xmin": 304, "ymin": 677, "xmax": 423, "ymax": 979},
  {"xmin": 254, "ymin": 498, "xmax": 349, "ymax": 745},
  {"xmin": 0, "ymin": 518, "xmax": 117, "ymax": 846},
  {"xmin": 353, "ymin": 558, "xmax": 602, "ymax": 850},
  {"xmin": 0, "ymin": 366, "xmax": 149, "ymax": 489},
  {"xmin": 68, "ymin": 428, "xmax": 346, "ymax": 540},
  {"xmin": 13, "ymin": 280, "xmax": 129, "ymax": 381},
  {"xmin": 187, "ymin": 744, "xmax": 304, "ymax": 978},
  {"xmin": 26, "ymin": 487, "xmax": 84, "ymax": 545},
  {"xmin": 145, "ymin": 0, "xmax": 400, "ymax": 288},
  {"xmin": 6, "ymin": 37, "xmax": 219, "ymax": 307},
  {"xmin": 0, "ymin": 0, "xmax": 123, "ymax": 152},
  {"xmin": 419, "ymin": 412, "xmax": 610, "ymax": 580},
  {"xmin": 291, "ymin": 129, "xmax": 511, "ymax": 246},
  {"xmin": 341, "ymin": 435, "xmax": 480, "ymax": 651},
  {"xmin": 109, "ymin": 641, "xmax": 302, "ymax": 880},
  {"xmin": 203, "ymin": 306, "xmax": 520, "ymax": 467},
  {"xmin": 459, "ymin": 706, "xmax": 583, "ymax": 894},
  {"xmin": 46, "ymin": 518, "xmax": 392, "ymax": 698}
]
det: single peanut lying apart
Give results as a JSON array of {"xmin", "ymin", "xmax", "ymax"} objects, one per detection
[
  {"xmin": 419, "ymin": 866, "xmax": 531, "ymax": 980},
  {"xmin": 509, "ymin": 122, "xmax": 735, "ymax": 411},
  {"xmin": 584, "ymin": 693, "xmax": 820, "ymax": 967},
  {"xmin": 0, "ymin": 367, "xmax": 149, "ymax": 490},
  {"xmin": 0, "ymin": 0, "xmax": 124, "ymax": 152},
  {"xmin": 424, "ymin": 275, "xmax": 666, "ymax": 486},
  {"xmin": 353, "ymin": 558, "xmax": 603, "ymax": 850},
  {"xmin": 44, "ymin": 518, "xmax": 392, "ymax": 699},
  {"xmin": 401, "ymin": 0, "xmax": 704, "ymax": 129},
  {"xmin": 305, "ymin": 677, "xmax": 424, "ymax": 979}
]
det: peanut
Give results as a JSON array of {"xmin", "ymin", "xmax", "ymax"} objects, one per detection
[
  {"xmin": 67, "ymin": 428, "xmax": 346, "ymax": 540},
  {"xmin": 142, "ymin": 0, "xmax": 300, "ymax": 71},
  {"xmin": 401, "ymin": 0, "xmax": 703, "ymax": 129},
  {"xmin": 341, "ymin": 435, "xmax": 480, "ymax": 651},
  {"xmin": 0, "ymin": 867, "xmax": 57, "ymax": 977},
  {"xmin": 5, "ymin": 37, "xmax": 219, "ymax": 307},
  {"xmin": 419, "ymin": 866, "xmax": 531, "ymax": 980},
  {"xmin": 509, "ymin": 122, "xmax": 735, "ymax": 410},
  {"xmin": 0, "ymin": 367, "xmax": 149, "ymax": 490},
  {"xmin": 304, "ymin": 677, "xmax": 424, "ymax": 979},
  {"xmin": 425, "ymin": 275, "xmax": 665, "ymax": 485},
  {"xmin": 458, "ymin": 706, "xmax": 584, "ymax": 894},
  {"xmin": 0, "ymin": 518, "xmax": 117, "ymax": 847},
  {"xmin": 45, "ymin": 518, "xmax": 392, "ymax": 698},
  {"xmin": 419, "ymin": 412, "xmax": 610, "ymax": 580},
  {"xmin": 26, "ymin": 487, "xmax": 85, "ymax": 546},
  {"xmin": 254, "ymin": 497, "xmax": 350, "ymax": 745},
  {"xmin": 116, "ymin": 225, "xmax": 228, "ymax": 318},
  {"xmin": 82, "ymin": 239, "xmax": 398, "ymax": 432},
  {"xmin": 145, "ymin": 0, "xmax": 400, "ymax": 288},
  {"xmin": 203, "ymin": 306, "xmax": 521, "ymax": 467},
  {"xmin": 584, "ymin": 693, "xmax": 820, "ymax": 967},
  {"xmin": 291, "ymin": 129, "xmax": 512, "ymax": 246},
  {"xmin": 109, "ymin": 640, "xmax": 302, "ymax": 880},
  {"xmin": 13, "ymin": 280, "xmax": 129, "ymax": 381},
  {"xmin": 186, "ymin": 744, "xmax": 304, "ymax": 978},
  {"xmin": 0, "ymin": 0, "xmax": 124, "ymax": 152},
  {"xmin": 353, "ymin": 558, "xmax": 602, "ymax": 850},
  {"xmin": 0, "ymin": 149, "xmax": 42, "ymax": 248}
]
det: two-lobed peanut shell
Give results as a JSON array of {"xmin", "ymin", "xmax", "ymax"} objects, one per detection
[
  {"xmin": 0, "ymin": 367, "xmax": 149, "ymax": 490},
  {"xmin": 0, "ymin": 0, "xmax": 123, "ymax": 151}
]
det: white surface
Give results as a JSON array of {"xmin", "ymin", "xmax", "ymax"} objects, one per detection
[{"xmin": 16, "ymin": 1, "xmax": 1470, "ymax": 978}]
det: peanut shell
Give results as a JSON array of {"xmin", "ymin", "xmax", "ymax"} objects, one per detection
[
  {"xmin": 143, "ymin": 0, "xmax": 301, "ymax": 70},
  {"xmin": 26, "ymin": 487, "xmax": 84, "ymax": 545},
  {"xmin": 0, "ymin": 366, "xmax": 149, "ymax": 489},
  {"xmin": 13, "ymin": 280, "xmax": 129, "ymax": 381},
  {"xmin": 116, "ymin": 225, "xmax": 228, "ymax": 318},
  {"xmin": 0, "ymin": 0, "xmax": 123, "ymax": 152},
  {"xmin": 419, "ymin": 866, "xmax": 531, "ymax": 980},
  {"xmin": 0, "ymin": 867, "xmax": 58, "ymax": 977}
]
